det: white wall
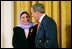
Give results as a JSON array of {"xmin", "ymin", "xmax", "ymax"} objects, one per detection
[
  {"xmin": 1, "ymin": 1, "xmax": 14, "ymax": 48},
  {"xmin": 1, "ymin": 1, "xmax": 4, "ymax": 48}
]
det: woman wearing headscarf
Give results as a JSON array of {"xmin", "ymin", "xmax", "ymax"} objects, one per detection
[{"xmin": 12, "ymin": 11, "xmax": 37, "ymax": 48}]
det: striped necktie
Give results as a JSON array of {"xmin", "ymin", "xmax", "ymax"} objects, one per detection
[{"xmin": 37, "ymin": 22, "xmax": 40, "ymax": 32}]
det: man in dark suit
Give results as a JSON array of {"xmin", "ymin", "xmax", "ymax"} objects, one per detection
[{"xmin": 31, "ymin": 3, "xmax": 59, "ymax": 48}]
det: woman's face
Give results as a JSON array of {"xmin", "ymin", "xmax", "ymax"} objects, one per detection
[{"xmin": 20, "ymin": 13, "xmax": 30, "ymax": 25}]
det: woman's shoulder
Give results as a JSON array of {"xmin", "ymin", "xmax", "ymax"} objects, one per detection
[
  {"xmin": 30, "ymin": 24, "xmax": 38, "ymax": 29},
  {"xmin": 13, "ymin": 26, "xmax": 23, "ymax": 30},
  {"xmin": 30, "ymin": 22, "xmax": 37, "ymax": 26}
]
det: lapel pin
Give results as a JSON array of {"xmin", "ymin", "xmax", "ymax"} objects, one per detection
[{"xmin": 30, "ymin": 29, "xmax": 33, "ymax": 33}]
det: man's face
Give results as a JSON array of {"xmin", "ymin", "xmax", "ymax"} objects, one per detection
[{"xmin": 31, "ymin": 8, "xmax": 39, "ymax": 20}]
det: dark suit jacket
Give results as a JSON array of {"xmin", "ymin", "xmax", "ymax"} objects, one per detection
[
  {"xmin": 35, "ymin": 15, "xmax": 59, "ymax": 48},
  {"xmin": 12, "ymin": 25, "xmax": 37, "ymax": 48}
]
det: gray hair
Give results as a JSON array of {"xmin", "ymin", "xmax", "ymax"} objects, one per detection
[{"xmin": 32, "ymin": 3, "xmax": 45, "ymax": 13}]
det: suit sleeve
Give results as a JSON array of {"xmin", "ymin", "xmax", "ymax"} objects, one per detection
[{"xmin": 43, "ymin": 20, "xmax": 58, "ymax": 48}]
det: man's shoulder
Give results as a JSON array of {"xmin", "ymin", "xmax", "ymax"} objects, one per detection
[
  {"xmin": 42, "ymin": 15, "xmax": 56, "ymax": 25},
  {"xmin": 44, "ymin": 15, "xmax": 54, "ymax": 21}
]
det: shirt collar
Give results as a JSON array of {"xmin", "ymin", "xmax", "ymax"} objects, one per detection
[{"xmin": 39, "ymin": 14, "xmax": 45, "ymax": 23}]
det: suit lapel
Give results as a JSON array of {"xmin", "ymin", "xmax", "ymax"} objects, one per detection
[{"xmin": 35, "ymin": 15, "xmax": 47, "ymax": 43}]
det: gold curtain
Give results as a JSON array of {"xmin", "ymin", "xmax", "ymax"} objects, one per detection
[{"xmin": 14, "ymin": 1, "xmax": 71, "ymax": 48}]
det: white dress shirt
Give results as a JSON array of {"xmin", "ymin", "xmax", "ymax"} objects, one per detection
[
  {"xmin": 39, "ymin": 14, "xmax": 45, "ymax": 23},
  {"xmin": 24, "ymin": 29, "xmax": 29, "ymax": 38},
  {"xmin": 37, "ymin": 14, "xmax": 45, "ymax": 32}
]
